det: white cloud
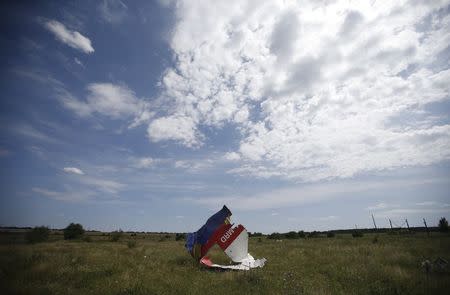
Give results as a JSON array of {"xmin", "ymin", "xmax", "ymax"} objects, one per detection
[
  {"xmin": 134, "ymin": 157, "xmax": 154, "ymax": 169},
  {"xmin": 223, "ymin": 152, "xmax": 241, "ymax": 161},
  {"xmin": 366, "ymin": 202, "xmax": 398, "ymax": 211},
  {"xmin": 376, "ymin": 207, "xmax": 450, "ymax": 218},
  {"xmin": 318, "ymin": 215, "xmax": 339, "ymax": 221},
  {"xmin": 44, "ymin": 20, "xmax": 94, "ymax": 54},
  {"xmin": 189, "ymin": 177, "xmax": 448, "ymax": 211},
  {"xmin": 415, "ymin": 201, "xmax": 437, "ymax": 206},
  {"xmin": 63, "ymin": 167, "xmax": 84, "ymax": 175},
  {"xmin": 32, "ymin": 187, "xmax": 93, "ymax": 202},
  {"xmin": 147, "ymin": 115, "xmax": 201, "ymax": 147},
  {"xmin": 74, "ymin": 57, "xmax": 84, "ymax": 67},
  {"xmin": 79, "ymin": 176, "xmax": 124, "ymax": 194},
  {"xmin": 12, "ymin": 123, "xmax": 63, "ymax": 145},
  {"xmin": 58, "ymin": 83, "xmax": 152, "ymax": 124},
  {"xmin": 98, "ymin": 0, "xmax": 128, "ymax": 24},
  {"xmin": 150, "ymin": 0, "xmax": 450, "ymax": 182}
]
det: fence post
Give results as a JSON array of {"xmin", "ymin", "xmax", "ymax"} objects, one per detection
[
  {"xmin": 423, "ymin": 218, "xmax": 429, "ymax": 237},
  {"xmin": 372, "ymin": 214, "xmax": 377, "ymax": 230}
]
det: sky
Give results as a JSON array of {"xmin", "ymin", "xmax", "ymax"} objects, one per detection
[{"xmin": 0, "ymin": 0, "xmax": 449, "ymax": 233}]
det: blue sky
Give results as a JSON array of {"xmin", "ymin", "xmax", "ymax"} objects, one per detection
[{"xmin": 0, "ymin": 0, "xmax": 449, "ymax": 233}]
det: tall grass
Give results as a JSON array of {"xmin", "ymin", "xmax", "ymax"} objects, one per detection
[{"xmin": 0, "ymin": 232, "xmax": 449, "ymax": 294}]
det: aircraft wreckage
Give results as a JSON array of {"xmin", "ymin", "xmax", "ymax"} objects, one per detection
[{"xmin": 185, "ymin": 205, "xmax": 266, "ymax": 270}]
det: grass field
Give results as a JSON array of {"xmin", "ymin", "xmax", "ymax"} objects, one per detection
[{"xmin": 0, "ymin": 232, "xmax": 449, "ymax": 294}]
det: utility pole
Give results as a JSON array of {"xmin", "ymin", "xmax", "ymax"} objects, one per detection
[
  {"xmin": 372, "ymin": 214, "xmax": 378, "ymax": 230},
  {"xmin": 389, "ymin": 219, "xmax": 393, "ymax": 230},
  {"xmin": 405, "ymin": 219, "xmax": 410, "ymax": 231},
  {"xmin": 423, "ymin": 218, "xmax": 429, "ymax": 237}
]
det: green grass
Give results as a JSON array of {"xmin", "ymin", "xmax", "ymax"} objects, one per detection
[{"xmin": 0, "ymin": 233, "xmax": 449, "ymax": 294}]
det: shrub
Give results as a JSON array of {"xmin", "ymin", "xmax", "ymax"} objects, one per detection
[
  {"xmin": 438, "ymin": 217, "xmax": 449, "ymax": 232},
  {"xmin": 267, "ymin": 232, "xmax": 282, "ymax": 240},
  {"xmin": 83, "ymin": 236, "xmax": 92, "ymax": 243},
  {"xmin": 127, "ymin": 240, "xmax": 136, "ymax": 248},
  {"xmin": 352, "ymin": 231, "xmax": 364, "ymax": 238},
  {"xmin": 25, "ymin": 226, "xmax": 50, "ymax": 244},
  {"xmin": 63, "ymin": 223, "xmax": 85, "ymax": 240},
  {"xmin": 297, "ymin": 231, "xmax": 306, "ymax": 238},
  {"xmin": 110, "ymin": 230, "xmax": 123, "ymax": 242},
  {"xmin": 285, "ymin": 231, "xmax": 299, "ymax": 239},
  {"xmin": 175, "ymin": 233, "xmax": 186, "ymax": 241},
  {"xmin": 327, "ymin": 232, "xmax": 335, "ymax": 238},
  {"xmin": 308, "ymin": 231, "xmax": 320, "ymax": 238}
]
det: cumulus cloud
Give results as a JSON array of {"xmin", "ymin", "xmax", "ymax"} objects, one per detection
[
  {"xmin": 149, "ymin": 0, "xmax": 450, "ymax": 182},
  {"xmin": 44, "ymin": 20, "xmax": 94, "ymax": 54},
  {"xmin": 223, "ymin": 152, "xmax": 241, "ymax": 161},
  {"xmin": 148, "ymin": 115, "xmax": 201, "ymax": 147},
  {"xmin": 63, "ymin": 167, "xmax": 84, "ymax": 175},
  {"xmin": 58, "ymin": 83, "xmax": 153, "ymax": 125}
]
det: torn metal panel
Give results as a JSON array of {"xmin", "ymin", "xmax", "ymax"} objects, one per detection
[{"xmin": 185, "ymin": 205, "xmax": 267, "ymax": 271}]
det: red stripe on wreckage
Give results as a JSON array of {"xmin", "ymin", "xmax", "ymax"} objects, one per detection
[
  {"xmin": 200, "ymin": 223, "xmax": 233, "ymax": 257},
  {"xmin": 216, "ymin": 224, "xmax": 245, "ymax": 251}
]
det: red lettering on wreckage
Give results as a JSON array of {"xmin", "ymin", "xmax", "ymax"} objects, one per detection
[
  {"xmin": 216, "ymin": 224, "xmax": 245, "ymax": 251},
  {"xmin": 200, "ymin": 224, "xmax": 246, "ymax": 257}
]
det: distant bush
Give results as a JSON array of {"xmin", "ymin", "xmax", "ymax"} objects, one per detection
[
  {"xmin": 285, "ymin": 231, "xmax": 299, "ymax": 239},
  {"xmin": 127, "ymin": 240, "xmax": 136, "ymax": 248},
  {"xmin": 372, "ymin": 236, "xmax": 379, "ymax": 244},
  {"xmin": 110, "ymin": 230, "xmax": 123, "ymax": 242},
  {"xmin": 82, "ymin": 236, "xmax": 92, "ymax": 243},
  {"xmin": 267, "ymin": 232, "xmax": 282, "ymax": 240},
  {"xmin": 438, "ymin": 217, "xmax": 449, "ymax": 232},
  {"xmin": 249, "ymin": 232, "xmax": 263, "ymax": 237},
  {"xmin": 297, "ymin": 231, "xmax": 306, "ymax": 238},
  {"xmin": 327, "ymin": 232, "xmax": 335, "ymax": 238},
  {"xmin": 63, "ymin": 223, "xmax": 85, "ymax": 240},
  {"xmin": 25, "ymin": 226, "xmax": 50, "ymax": 244},
  {"xmin": 175, "ymin": 233, "xmax": 186, "ymax": 241},
  {"xmin": 308, "ymin": 231, "xmax": 320, "ymax": 238},
  {"xmin": 352, "ymin": 231, "xmax": 364, "ymax": 238}
]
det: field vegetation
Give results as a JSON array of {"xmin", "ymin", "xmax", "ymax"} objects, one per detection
[{"xmin": 0, "ymin": 229, "xmax": 449, "ymax": 294}]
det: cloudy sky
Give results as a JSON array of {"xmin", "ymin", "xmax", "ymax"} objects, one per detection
[{"xmin": 1, "ymin": 0, "xmax": 449, "ymax": 233}]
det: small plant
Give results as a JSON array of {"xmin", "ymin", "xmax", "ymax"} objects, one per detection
[
  {"xmin": 110, "ymin": 230, "xmax": 123, "ymax": 242},
  {"xmin": 175, "ymin": 233, "xmax": 186, "ymax": 241},
  {"xmin": 127, "ymin": 240, "xmax": 136, "ymax": 248},
  {"xmin": 372, "ymin": 236, "xmax": 379, "ymax": 244},
  {"xmin": 25, "ymin": 226, "xmax": 50, "ymax": 244},
  {"xmin": 352, "ymin": 231, "xmax": 364, "ymax": 238},
  {"xmin": 82, "ymin": 236, "xmax": 92, "ymax": 243},
  {"xmin": 63, "ymin": 223, "xmax": 85, "ymax": 240},
  {"xmin": 438, "ymin": 217, "xmax": 449, "ymax": 232}
]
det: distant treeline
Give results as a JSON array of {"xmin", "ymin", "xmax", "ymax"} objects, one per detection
[{"xmin": 0, "ymin": 226, "xmax": 441, "ymax": 236}]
